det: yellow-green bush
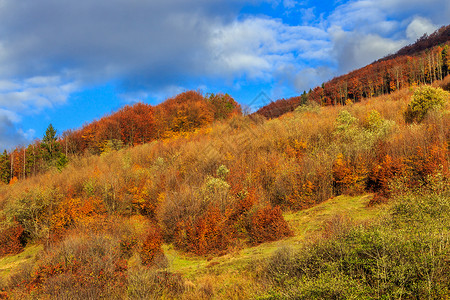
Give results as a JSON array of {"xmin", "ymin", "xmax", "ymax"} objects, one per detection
[{"xmin": 404, "ymin": 85, "xmax": 449, "ymax": 123}]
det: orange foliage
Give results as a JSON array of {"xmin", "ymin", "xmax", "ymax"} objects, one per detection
[
  {"xmin": 0, "ymin": 223, "xmax": 24, "ymax": 257},
  {"xmin": 9, "ymin": 176, "xmax": 18, "ymax": 185},
  {"xmin": 49, "ymin": 196, "xmax": 106, "ymax": 242},
  {"xmin": 256, "ymin": 26, "xmax": 450, "ymax": 118},
  {"xmin": 247, "ymin": 205, "xmax": 292, "ymax": 245},
  {"xmin": 175, "ymin": 206, "xmax": 233, "ymax": 256},
  {"xmin": 284, "ymin": 179, "xmax": 315, "ymax": 210},
  {"xmin": 369, "ymin": 154, "xmax": 404, "ymax": 196},
  {"xmin": 332, "ymin": 154, "xmax": 369, "ymax": 195},
  {"xmin": 156, "ymin": 91, "xmax": 214, "ymax": 136},
  {"xmin": 140, "ymin": 224, "xmax": 164, "ymax": 266},
  {"xmin": 405, "ymin": 144, "xmax": 448, "ymax": 183},
  {"xmin": 28, "ymin": 235, "xmax": 127, "ymax": 297}
]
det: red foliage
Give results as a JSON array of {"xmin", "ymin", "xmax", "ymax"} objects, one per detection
[
  {"xmin": 369, "ymin": 154, "xmax": 404, "ymax": 196},
  {"xmin": 254, "ymin": 97, "xmax": 302, "ymax": 119},
  {"xmin": 247, "ymin": 206, "xmax": 292, "ymax": 245},
  {"xmin": 28, "ymin": 235, "xmax": 127, "ymax": 296},
  {"xmin": 175, "ymin": 207, "xmax": 233, "ymax": 256},
  {"xmin": 255, "ymin": 25, "xmax": 450, "ymax": 119},
  {"xmin": 369, "ymin": 143, "xmax": 448, "ymax": 196},
  {"xmin": 0, "ymin": 223, "xmax": 24, "ymax": 257},
  {"xmin": 405, "ymin": 144, "xmax": 448, "ymax": 184},
  {"xmin": 367, "ymin": 193, "xmax": 389, "ymax": 207},
  {"xmin": 231, "ymin": 188, "xmax": 257, "ymax": 220},
  {"xmin": 140, "ymin": 224, "xmax": 164, "ymax": 266}
]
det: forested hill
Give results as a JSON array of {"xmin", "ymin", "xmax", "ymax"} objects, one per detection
[
  {"xmin": 0, "ymin": 91, "xmax": 240, "ymax": 184},
  {"xmin": 2, "ymin": 25, "xmax": 450, "ymax": 184},
  {"xmin": 256, "ymin": 24, "xmax": 450, "ymax": 119}
]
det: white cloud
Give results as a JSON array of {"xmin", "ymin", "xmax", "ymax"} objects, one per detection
[
  {"xmin": 0, "ymin": 77, "xmax": 78, "ymax": 113},
  {"xmin": 0, "ymin": 76, "xmax": 78, "ymax": 149},
  {"xmin": 324, "ymin": 0, "xmax": 449, "ymax": 73},
  {"xmin": 209, "ymin": 17, "xmax": 330, "ymax": 80},
  {"xmin": 330, "ymin": 26, "xmax": 407, "ymax": 73},
  {"xmin": 406, "ymin": 17, "xmax": 437, "ymax": 41}
]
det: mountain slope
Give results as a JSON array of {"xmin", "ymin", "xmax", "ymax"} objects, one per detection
[{"xmin": 256, "ymin": 24, "xmax": 450, "ymax": 119}]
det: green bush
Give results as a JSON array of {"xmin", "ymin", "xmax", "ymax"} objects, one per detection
[
  {"xmin": 404, "ymin": 85, "xmax": 449, "ymax": 123},
  {"xmin": 262, "ymin": 187, "xmax": 450, "ymax": 299}
]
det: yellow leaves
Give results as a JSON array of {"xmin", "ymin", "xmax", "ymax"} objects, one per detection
[
  {"xmin": 224, "ymin": 151, "xmax": 235, "ymax": 162},
  {"xmin": 333, "ymin": 153, "xmax": 369, "ymax": 196},
  {"xmin": 276, "ymin": 138, "xmax": 308, "ymax": 159},
  {"xmin": 128, "ymin": 179, "xmax": 160, "ymax": 218},
  {"xmin": 157, "ymin": 192, "xmax": 166, "ymax": 205},
  {"xmin": 50, "ymin": 196, "xmax": 104, "ymax": 236}
]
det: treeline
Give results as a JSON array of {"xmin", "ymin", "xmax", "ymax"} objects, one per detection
[
  {"xmin": 381, "ymin": 24, "xmax": 450, "ymax": 60},
  {"xmin": 256, "ymin": 25, "xmax": 450, "ymax": 119},
  {"xmin": 0, "ymin": 124, "xmax": 67, "ymax": 184},
  {"xmin": 0, "ymin": 91, "xmax": 240, "ymax": 184}
]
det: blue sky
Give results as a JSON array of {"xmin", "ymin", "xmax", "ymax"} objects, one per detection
[{"xmin": 0, "ymin": 0, "xmax": 449, "ymax": 150}]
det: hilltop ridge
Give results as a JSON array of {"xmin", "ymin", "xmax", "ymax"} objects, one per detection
[{"xmin": 256, "ymin": 24, "xmax": 450, "ymax": 119}]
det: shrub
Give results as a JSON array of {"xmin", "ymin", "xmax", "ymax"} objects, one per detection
[
  {"xmin": 368, "ymin": 154, "xmax": 404, "ymax": 196},
  {"xmin": 175, "ymin": 206, "xmax": 234, "ymax": 255},
  {"xmin": 247, "ymin": 206, "xmax": 293, "ymax": 245},
  {"xmin": 332, "ymin": 154, "xmax": 369, "ymax": 195},
  {"xmin": 127, "ymin": 267, "xmax": 185, "ymax": 299},
  {"xmin": 404, "ymin": 85, "xmax": 449, "ymax": 123},
  {"xmin": 0, "ymin": 223, "xmax": 24, "ymax": 257},
  {"xmin": 6, "ymin": 187, "xmax": 62, "ymax": 242},
  {"xmin": 140, "ymin": 224, "xmax": 165, "ymax": 267},
  {"xmin": 28, "ymin": 234, "xmax": 127, "ymax": 299},
  {"xmin": 261, "ymin": 188, "xmax": 450, "ymax": 299}
]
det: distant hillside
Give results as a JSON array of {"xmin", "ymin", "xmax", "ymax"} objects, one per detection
[
  {"xmin": 0, "ymin": 91, "xmax": 241, "ymax": 183},
  {"xmin": 256, "ymin": 24, "xmax": 450, "ymax": 119}
]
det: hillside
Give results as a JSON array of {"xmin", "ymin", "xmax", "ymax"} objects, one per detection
[
  {"xmin": 256, "ymin": 24, "xmax": 450, "ymax": 119},
  {"xmin": 0, "ymin": 91, "xmax": 241, "ymax": 183},
  {"xmin": 0, "ymin": 23, "xmax": 449, "ymax": 299},
  {"xmin": 0, "ymin": 75, "xmax": 449, "ymax": 298}
]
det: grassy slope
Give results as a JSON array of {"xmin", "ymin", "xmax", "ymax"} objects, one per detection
[
  {"xmin": 162, "ymin": 194, "xmax": 387, "ymax": 292},
  {"xmin": 2, "ymin": 194, "xmax": 382, "ymax": 292},
  {"xmin": 0, "ymin": 245, "xmax": 42, "ymax": 278}
]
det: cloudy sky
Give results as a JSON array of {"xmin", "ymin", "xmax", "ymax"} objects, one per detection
[{"xmin": 0, "ymin": 0, "xmax": 449, "ymax": 150}]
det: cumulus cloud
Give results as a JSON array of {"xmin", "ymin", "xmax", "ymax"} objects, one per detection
[
  {"xmin": 0, "ymin": 77, "xmax": 78, "ymax": 113},
  {"xmin": 406, "ymin": 17, "xmax": 437, "ymax": 41},
  {"xmin": 330, "ymin": 27, "xmax": 406, "ymax": 73},
  {"xmin": 0, "ymin": 0, "xmax": 253, "ymax": 147},
  {"xmin": 0, "ymin": 76, "xmax": 75, "ymax": 148},
  {"xmin": 292, "ymin": 66, "xmax": 334, "ymax": 92},
  {"xmin": 209, "ymin": 17, "xmax": 329, "ymax": 80},
  {"xmin": 0, "ymin": 109, "xmax": 29, "ymax": 150},
  {"xmin": 325, "ymin": 0, "xmax": 448, "ymax": 73}
]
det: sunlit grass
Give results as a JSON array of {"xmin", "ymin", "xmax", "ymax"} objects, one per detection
[
  {"xmin": 164, "ymin": 194, "xmax": 387, "ymax": 280},
  {"xmin": 0, "ymin": 244, "xmax": 42, "ymax": 278}
]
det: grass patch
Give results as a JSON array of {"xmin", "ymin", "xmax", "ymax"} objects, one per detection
[
  {"xmin": 0, "ymin": 244, "xmax": 42, "ymax": 278},
  {"xmin": 165, "ymin": 194, "xmax": 385, "ymax": 277}
]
